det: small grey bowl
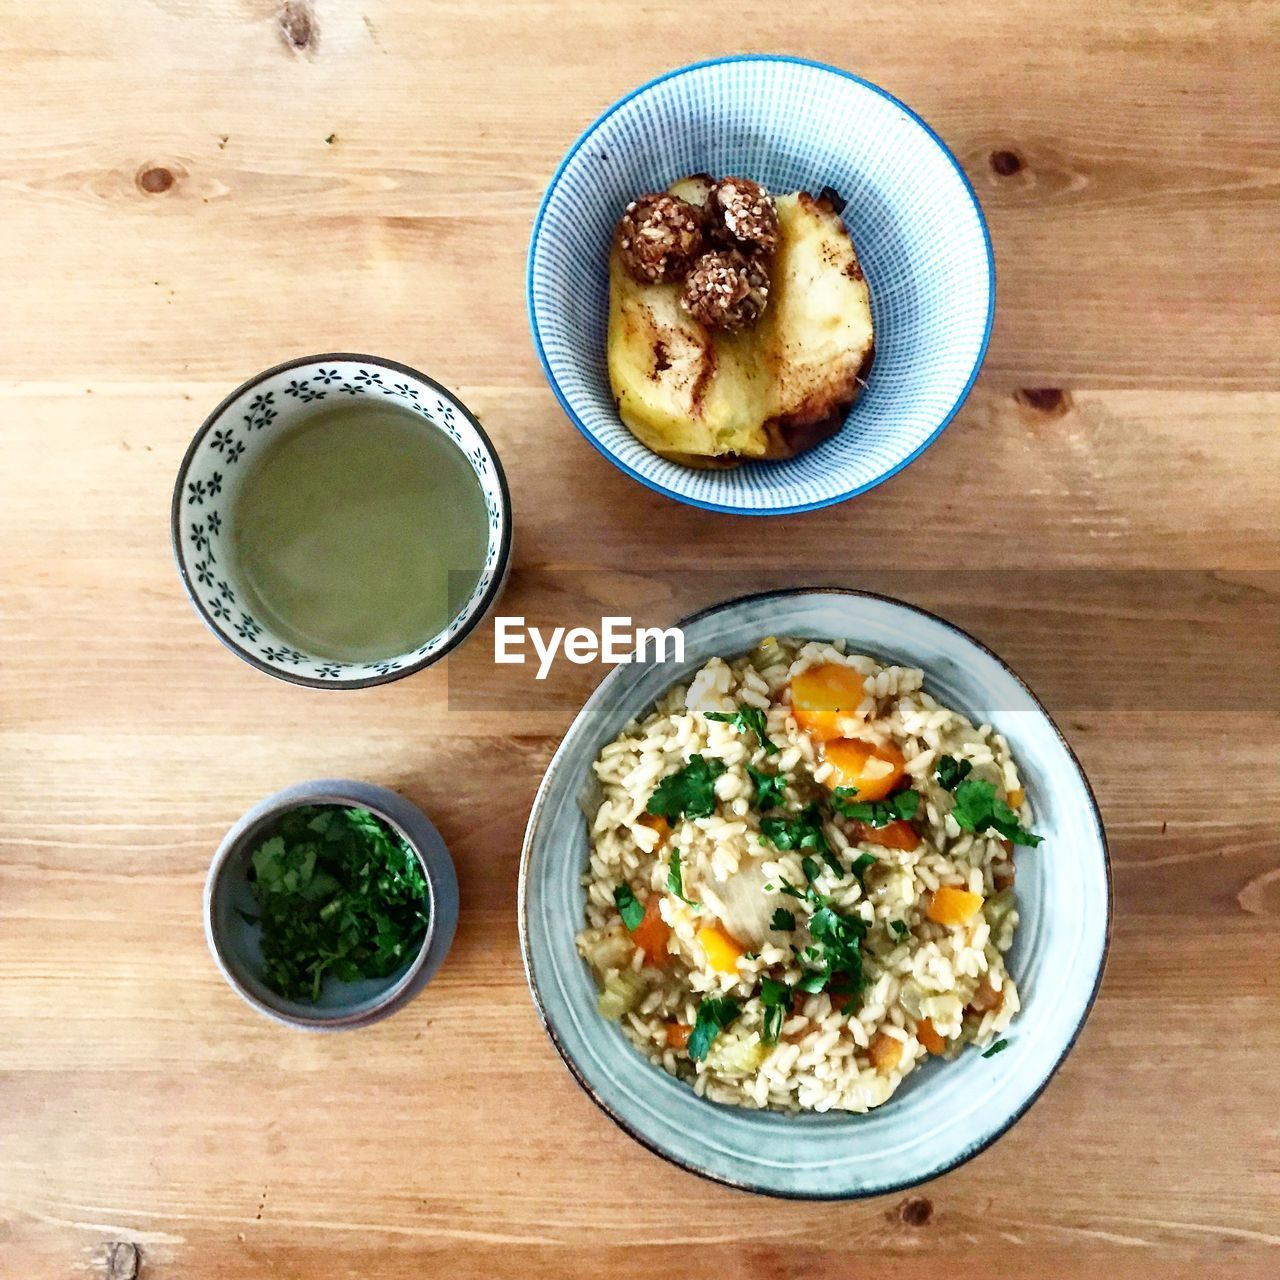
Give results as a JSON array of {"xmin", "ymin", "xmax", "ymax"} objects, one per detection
[{"xmin": 204, "ymin": 779, "xmax": 459, "ymax": 1030}]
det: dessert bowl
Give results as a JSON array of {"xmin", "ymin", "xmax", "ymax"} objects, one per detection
[
  {"xmin": 528, "ymin": 56, "xmax": 995, "ymax": 515},
  {"xmin": 519, "ymin": 589, "xmax": 1110, "ymax": 1197},
  {"xmin": 172, "ymin": 354, "xmax": 512, "ymax": 689}
]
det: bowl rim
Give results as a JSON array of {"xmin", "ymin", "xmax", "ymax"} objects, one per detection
[
  {"xmin": 204, "ymin": 780, "xmax": 447, "ymax": 1030},
  {"xmin": 518, "ymin": 586, "xmax": 1112, "ymax": 1198},
  {"xmin": 525, "ymin": 54, "xmax": 997, "ymax": 517},
  {"xmin": 170, "ymin": 352, "xmax": 514, "ymax": 690}
]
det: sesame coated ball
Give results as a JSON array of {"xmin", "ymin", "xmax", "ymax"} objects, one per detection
[
  {"xmin": 680, "ymin": 248, "xmax": 770, "ymax": 331},
  {"xmin": 705, "ymin": 177, "xmax": 780, "ymax": 255},
  {"xmin": 615, "ymin": 193, "xmax": 705, "ymax": 284}
]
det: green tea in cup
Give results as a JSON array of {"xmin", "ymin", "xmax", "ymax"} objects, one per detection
[
  {"xmin": 173, "ymin": 357, "xmax": 508, "ymax": 687},
  {"xmin": 231, "ymin": 400, "xmax": 490, "ymax": 663}
]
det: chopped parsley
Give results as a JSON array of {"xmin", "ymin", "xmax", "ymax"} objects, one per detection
[
  {"xmin": 746, "ymin": 764, "xmax": 787, "ymax": 810},
  {"xmin": 705, "ymin": 705, "xmax": 778, "ymax": 755},
  {"xmin": 666, "ymin": 850, "xmax": 698, "ymax": 907},
  {"xmin": 951, "ymin": 778, "xmax": 1042, "ymax": 847},
  {"xmin": 888, "ymin": 919, "xmax": 909, "ymax": 939},
  {"xmin": 798, "ymin": 903, "xmax": 869, "ymax": 999},
  {"xmin": 759, "ymin": 976, "xmax": 790, "ymax": 1044},
  {"xmin": 613, "ymin": 883, "xmax": 645, "ymax": 931},
  {"xmin": 760, "ymin": 805, "xmax": 842, "ymax": 877},
  {"xmin": 851, "ymin": 852, "xmax": 878, "ymax": 880},
  {"xmin": 770, "ymin": 907, "xmax": 796, "ymax": 931},
  {"xmin": 688, "ymin": 996, "xmax": 742, "ymax": 1061},
  {"xmin": 935, "ymin": 755, "xmax": 973, "ymax": 792},
  {"xmin": 247, "ymin": 805, "xmax": 429, "ymax": 1003},
  {"xmin": 981, "ymin": 1038, "xmax": 1010, "ymax": 1058},
  {"xmin": 831, "ymin": 786, "xmax": 921, "ymax": 827},
  {"xmin": 774, "ymin": 874, "xmax": 825, "ymax": 908},
  {"xmin": 647, "ymin": 754, "xmax": 725, "ymax": 821}
]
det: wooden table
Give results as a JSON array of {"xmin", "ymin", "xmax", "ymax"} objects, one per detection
[{"xmin": 3, "ymin": 2, "xmax": 1278, "ymax": 1277}]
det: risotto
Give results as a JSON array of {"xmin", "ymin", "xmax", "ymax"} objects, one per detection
[{"xmin": 576, "ymin": 636, "xmax": 1042, "ymax": 1114}]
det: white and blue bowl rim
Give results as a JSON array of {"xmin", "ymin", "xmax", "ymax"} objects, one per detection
[{"xmin": 526, "ymin": 55, "xmax": 997, "ymax": 516}]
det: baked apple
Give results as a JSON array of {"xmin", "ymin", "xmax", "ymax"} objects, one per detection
[{"xmin": 607, "ymin": 176, "xmax": 874, "ymax": 467}]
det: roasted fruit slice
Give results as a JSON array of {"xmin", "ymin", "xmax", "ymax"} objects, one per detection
[{"xmin": 607, "ymin": 177, "xmax": 874, "ymax": 467}]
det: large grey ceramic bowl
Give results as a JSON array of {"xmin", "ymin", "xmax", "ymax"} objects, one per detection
[
  {"xmin": 205, "ymin": 780, "xmax": 459, "ymax": 1030},
  {"xmin": 519, "ymin": 588, "xmax": 1110, "ymax": 1198}
]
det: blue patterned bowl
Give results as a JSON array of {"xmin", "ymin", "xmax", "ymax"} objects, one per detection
[
  {"xmin": 528, "ymin": 56, "xmax": 995, "ymax": 515},
  {"xmin": 520, "ymin": 589, "xmax": 1110, "ymax": 1197},
  {"xmin": 172, "ymin": 354, "xmax": 512, "ymax": 689}
]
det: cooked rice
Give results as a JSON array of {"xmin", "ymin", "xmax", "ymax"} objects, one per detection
[{"xmin": 576, "ymin": 637, "xmax": 1029, "ymax": 1114}]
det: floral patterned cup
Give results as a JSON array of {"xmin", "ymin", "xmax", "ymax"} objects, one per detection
[{"xmin": 172, "ymin": 354, "xmax": 511, "ymax": 689}]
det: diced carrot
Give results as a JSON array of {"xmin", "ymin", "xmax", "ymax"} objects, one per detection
[
  {"xmin": 789, "ymin": 663, "xmax": 869, "ymax": 741},
  {"xmin": 631, "ymin": 895, "xmax": 671, "ymax": 968},
  {"xmin": 1007, "ymin": 787, "xmax": 1025, "ymax": 809},
  {"xmin": 637, "ymin": 813, "xmax": 671, "ymax": 848},
  {"xmin": 696, "ymin": 922, "xmax": 746, "ymax": 974},
  {"xmin": 666, "ymin": 1022, "xmax": 691, "ymax": 1050},
  {"xmin": 916, "ymin": 1018, "xmax": 946, "ymax": 1055},
  {"xmin": 869, "ymin": 1030, "xmax": 903, "ymax": 1072},
  {"xmin": 969, "ymin": 973, "xmax": 1005, "ymax": 1014},
  {"xmin": 823, "ymin": 738, "xmax": 907, "ymax": 801},
  {"xmin": 927, "ymin": 885, "xmax": 985, "ymax": 926},
  {"xmin": 856, "ymin": 818, "xmax": 920, "ymax": 851}
]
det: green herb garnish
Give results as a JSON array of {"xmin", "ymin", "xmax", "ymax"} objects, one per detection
[
  {"xmin": 705, "ymin": 705, "xmax": 778, "ymax": 755},
  {"xmin": 688, "ymin": 996, "xmax": 742, "ymax": 1061},
  {"xmin": 247, "ymin": 805, "xmax": 429, "ymax": 1003},
  {"xmin": 831, "ymin": 786, "xmax": 921, "ymax": 827},
  {"xmin": 807, "ymin": 905, "xmax": 843, "ymax": 939},
  {"xmin": 775, "ymin": 875, "xmax": 826, "ymax": 908},
  {"xmin": 747, "ymin": 764, "xmax": 787, "ymax": 810},
  {"xmin": 647, "ymin": 754, "xmax": 725, "ymax": 821},
  {"xmin": 851, "ymin": 852, "xmax": 878, "ymax": 880},
  {"xmin": 951, "ymin": 779, "xmax": 1042, "ymax": 847},
  {"xmin": 759, "ymin": 976, "xmax": 791, "ymax": 1044},
  {"xmin": 666, "ymin": 850, "xmax": 698, "ymax": 907},
  {"xmin": 613, "ymin": 883, "xmax": 645, "ymax": 931},
  {"xmin": 761, "ymin": 805, "xmax": 841, "ymax": 877},
  {"xmin": 981, "ymin": 1038, "xmax": 1010, "ymax": 1058},
  {"xmin": 935, "ymin": 755, "xmax": 973, "ymax": 792},
  {"xmin": 889, "ymin": 919, "xmax": 909, "ymax": 939},
  {"xmin": 801, "ymin": 902, "xmax": 869, "ymax": 998},
  {"xmin": 770, "ymin": 907, "xmax": 796, "ymax": 931}
]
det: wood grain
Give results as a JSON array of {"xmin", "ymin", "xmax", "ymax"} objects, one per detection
[{"xmin": 2, "ymin": 1, "xmax": 1278, "ymax": 1277}]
